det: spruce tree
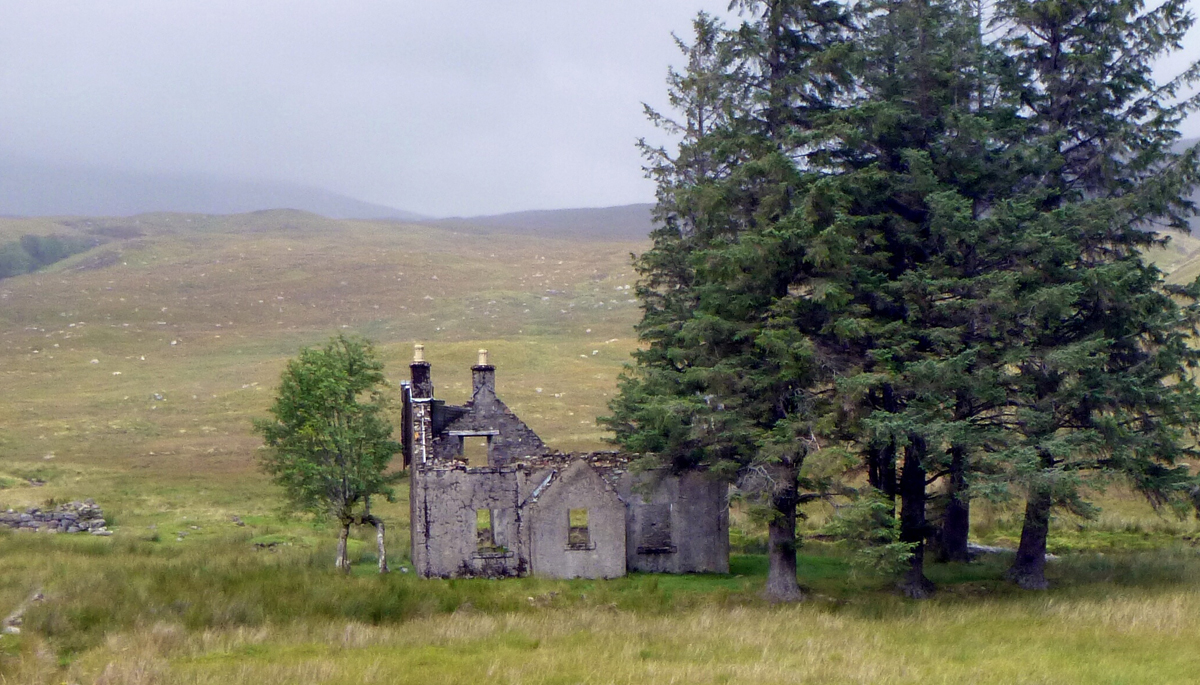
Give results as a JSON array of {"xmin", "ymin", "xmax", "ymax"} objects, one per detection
[
  {"xmin": 606, "ymin": 0, "xmax": 855, "ymax": 602},
  {"xmin": 808, "ymin": 0, "xmax": 1025, "ymax": 595},
  {"xmin": 989, "ymin": 0, "xmax": 1200, "ymax": 589},
  {"xmin": 614, "ymin": 0, "xmax": 1200, "ymax": 600}
]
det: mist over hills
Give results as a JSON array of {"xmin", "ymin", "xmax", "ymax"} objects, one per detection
[
  {"xmin": 0, "ymin": 157, "xmax": 658, "ymax": 240},
  {"xmin": 9, "ymin": 140, "xmax": 1195, "ymax": 241},
  {"xmin": 0, "ymin": 159, "xmax": 426, "ymax": 221},
  {"xmin": 427, "ymin": 204, "xmax": 654, "ymax": 241}
]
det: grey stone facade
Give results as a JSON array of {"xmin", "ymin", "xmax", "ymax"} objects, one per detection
[
  {"xmin": 620, "ymin": 470, "xmax": 729, "ymax": 574},
  {"xmin": 403, "ymin": 347, "xmax": 729, "ymax": 579}
]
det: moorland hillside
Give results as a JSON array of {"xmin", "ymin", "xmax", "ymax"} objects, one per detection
[
  {"xmin": 428, "ymin": 203, "xmax": 654, "ymax": 241},
  {"xmin": 1, "ymin": 211, "xmax": 1199, "ymax": 684},
  {"xmin": 0, "ymin": 210, "xmax": 647, "ymax": 476}
]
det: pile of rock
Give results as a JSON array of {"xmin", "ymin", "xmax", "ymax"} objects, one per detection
[{"xmin": 0, "ymin": 499, "xmax": 111, "ymax": 535}]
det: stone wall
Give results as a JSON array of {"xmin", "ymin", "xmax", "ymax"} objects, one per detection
[
  {"xmin": 0, "ymin": 500, "xmax": 111, "ymax": 535},
  {"xmin": 410, "ymin": 464, "xmax": 528, "ymax": 578},
  {"xmin": 527, "ymin": 460, "xmax": 627, "ymax": 579},
  {"xmin": 430, "ymin": 385, "xmax": 547, "ymax": 465},
  {"xmin": 620, "ymin": 471, "xmax": 729, "ymax": 574}
]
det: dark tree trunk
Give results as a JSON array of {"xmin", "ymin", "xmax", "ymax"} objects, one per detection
[
  {"xmin": 1007, "ymin": 488, "xmax": 1052, "ymax": 590},
  {"xmin": 898, "ymin": 436, "xmax": 935, "ymax": 598},
  {"xmin": 763, "ymin": 462, "xmax": 804, "ymax": 603},
  {"xmin": 938, "ymin": 446, "xmax": 971, "ymax": 563},
  {"xmin": 867, "ymin": 440, "xmax": 898, "ymax": 500},
  {"xmin": 335, "ymin": 520, "xmax": 352, "ymax": 573}
]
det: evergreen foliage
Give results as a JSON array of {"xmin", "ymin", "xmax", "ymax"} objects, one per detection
[
  {"xmin": 611, "ymin": 0, "xmax": 1200, "ymax": 599},
  {"xmin": 989, "ymin": 0, "xmax": 1200, "ymax": 589},
  {"xmin": 608, "ymin": 1, "xmax": 858, "ymax": 602}
]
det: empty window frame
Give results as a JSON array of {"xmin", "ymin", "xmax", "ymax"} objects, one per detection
[
  {"xmin": 567, "ymin": 508, "xmax": 590, "ymax": 549},
  {"xmin": 476, "ymin": 509, "xmax": 494, "ymax": 550},
  {"xmin": 476, "ymin": 508, "xmax": 509, "ymax": 553},
  {"xmin": 635, "ymin": 503, "xmax": 674, "ymax": 553},
  {"xmin": 462, "ymin": 436, "xmax": 490, "ymax": 467}
]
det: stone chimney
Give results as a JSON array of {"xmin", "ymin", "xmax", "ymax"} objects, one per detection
[
  {"xmin": 410, "ymin": 344, "xmax": 433, "ymax": 399},
  {"xmin": 472, "ymin": 349, "xmax": 495, "ymax": 395}
]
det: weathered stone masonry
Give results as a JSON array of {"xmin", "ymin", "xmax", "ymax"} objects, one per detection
[
  {"xmin": 403, "ymin": 346, "xmax": 729, "ymax": 580},
  {"xmin": 0, "ymin": 500, "xmax": 111, "ymax": 535}
]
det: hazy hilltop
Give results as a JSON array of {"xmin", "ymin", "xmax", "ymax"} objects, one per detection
[
  {"xmin": 0, "ymin": 159, "xmax": 425, "ymax": 221},
  {"xmin": 429, "ymin": 203, "xmax": 654, "ymax": 241},
  {"xmin": 0, "ymin": 157, "xmax": 659, "ymax": 241}
]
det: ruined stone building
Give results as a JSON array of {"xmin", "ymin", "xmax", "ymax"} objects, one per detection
[{"xmin": 401, "ymin": 346, "xmax": 729, "ymax": 579}]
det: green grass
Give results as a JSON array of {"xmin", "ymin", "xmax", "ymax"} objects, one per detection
[
  {"xmin": 3, "ymin": 530, "xmax": 1200, "ymax": 683},
  {"xmin": 2, "ymin": 212, "xmax": 1200, "ymax": 683}
]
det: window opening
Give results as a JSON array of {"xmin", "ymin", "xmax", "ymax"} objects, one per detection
[
  {"xmin": 636, "ymin": 503, "xmax": 674, "ymax": 553},
  {"xmin": 463, "ymin": 436, "xmax": 489, "ymax": 467},
  {"xmin": 476, "ymin": 508, "xmax": 508, "ymax": 553},
  {"xmin": 476, "ymin": 508, "xmax": 496, "ymax": 550},
  {"xmin": 567, "ymin": 508, "xmax": 590, "ymax": 549}
]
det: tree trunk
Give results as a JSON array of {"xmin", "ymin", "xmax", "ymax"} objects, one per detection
[
  {"xmin": 1007, "ymin": 488, "xmax": 1052, "ymax": 590},
  {"xmin": 867, "ymin": 440, "xmax": 898, "ymax": 500},
  {"xmin": 763, "ymin": 462, "xmax": 804, "ymax": 603},
  {"xmin": 335, "ymin": 520, "xmax": 352, "ymax": 573},
  {"xmin": 898, "ymin": 436, "xmax": 935, "ymax": 599},
  {"xmin": 362, "ymin": 514, "xmax": 389, "ymax": 573},
  {"xmin": 938, "ymin": 446, "xmax": 971, "ymax": 563}
]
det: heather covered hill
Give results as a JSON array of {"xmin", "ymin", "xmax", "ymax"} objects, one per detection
[{"xmin": 0, "ymin": 211, "xmax": 646, "ymax": 474}]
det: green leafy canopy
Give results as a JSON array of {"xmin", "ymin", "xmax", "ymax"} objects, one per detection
[{"xmin": 253, "ymin": 334, "xmax": 401, "ymax": 522}]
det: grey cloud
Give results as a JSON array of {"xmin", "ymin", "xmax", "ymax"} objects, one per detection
[{"xmin": 0, "ymin": 1, "xmax": 1196, "ymax": 217}]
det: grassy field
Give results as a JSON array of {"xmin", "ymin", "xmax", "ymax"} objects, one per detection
[{"xmin": 1, "ymin": 212, "xmax": 1199, "ymax": 683}]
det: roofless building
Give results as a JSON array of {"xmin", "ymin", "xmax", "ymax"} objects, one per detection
[{"xmin": 402, "ymin": 346, "xmax": 729, "ymax": 579}]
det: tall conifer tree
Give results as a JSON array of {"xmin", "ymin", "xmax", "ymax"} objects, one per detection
[
  {"xmin": 614, "ymin": 0, "xmax": 1200, "ymax": 600},
  {"xmin": 606, "ymin": 0, "xmax": 855, "ymax": 602},
  {"xmin": 990, "ymin": 0, "xmax": 1200, "ymax": 589}
]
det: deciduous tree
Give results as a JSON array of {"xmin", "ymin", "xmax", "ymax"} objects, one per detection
[{"xmin": 254, "ymin": 334, "xmax": 401, "ymax": 573}]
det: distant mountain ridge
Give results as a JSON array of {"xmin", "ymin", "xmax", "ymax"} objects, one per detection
[
  {"xmin": 0, "ymin": 159, "xmax": 426, "ymax": 220},
  {"xmin": 428, "ymin": 203, "xmax": 654, "ymax": 241}
]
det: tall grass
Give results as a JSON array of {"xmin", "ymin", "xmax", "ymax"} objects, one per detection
[
  {"xmin": 3, "ymin": 521, "xmax": 1200, "ymax": 683},
  {"xmin": 3, "ymin": 546, "xmax": 1199, "ymax": 683}
]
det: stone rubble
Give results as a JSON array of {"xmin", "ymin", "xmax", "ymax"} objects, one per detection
[
  {"xmin": 2, "ymin": 589, "xmax": 44, "ymax": 635},
  {"xmin": 0, "ymin": 499, "xmax": 111, "ymax": 535}
]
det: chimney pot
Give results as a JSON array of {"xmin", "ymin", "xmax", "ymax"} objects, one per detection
[
  {"xmin": 472, "ymin": 350, "xmax": 495, "ymax": 395},
  {"xmin": 410, "ymin": 345, "xmax": 432, "ymax": 399}
]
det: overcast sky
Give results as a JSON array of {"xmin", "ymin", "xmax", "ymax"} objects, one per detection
[{"xmin": 1, "ymin": 1, "xmax": 1198, "ymax": 217}]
